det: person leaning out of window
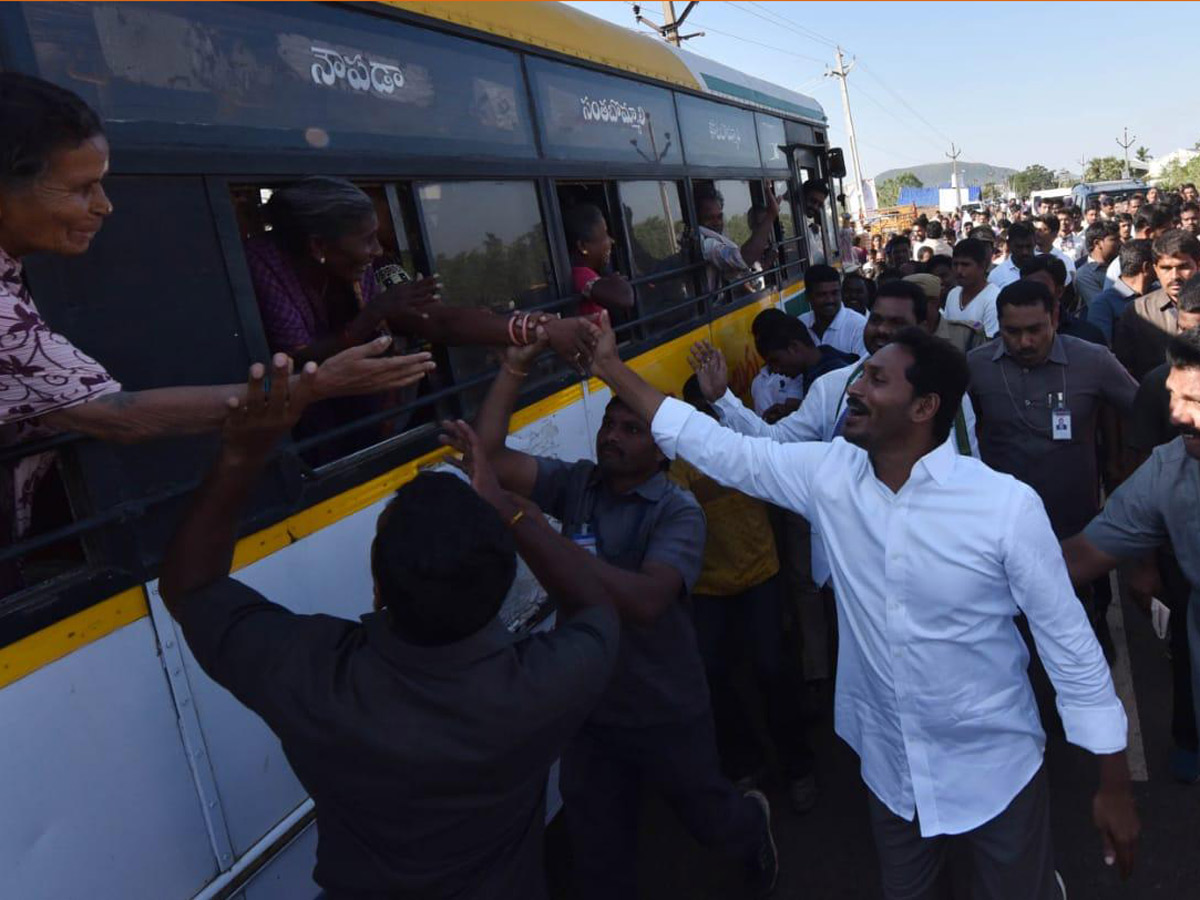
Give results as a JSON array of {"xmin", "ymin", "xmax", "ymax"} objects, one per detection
[{"xmin": 0, "ymin": 74, "xmax": 434, "ymax": 588}]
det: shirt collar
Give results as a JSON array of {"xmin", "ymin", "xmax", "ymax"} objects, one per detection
[
  {"xmin": 1112, "ymin": 278, "xmax": 1137, "ymax": 298},
  {"xmin": 363, "ymin": 610, "xmax": 516, "ymax": 668},
  {"xmin": 917, "ymin": 436, "xmax": 958, "ymax": 486},
  {"xmin": 586, "ymin": 467, "xmax": 671, "ymax": 502},
  {"xmin": 1147, "ymin": 288, "xmax": 1176, "ymax": 312},
  {"xmin": 992, "ymin": 333, "xmax": 1066, "ymax": 365}
]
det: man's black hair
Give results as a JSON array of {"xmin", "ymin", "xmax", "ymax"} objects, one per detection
[
  {"xmin": 926, "ymin": 220, "xmax": 944, "ymax": 239},
  {"xmin": 997, "ymin": 279, "xmax": 1055, "ymax": 316},
  {"xmin": 873, "ymin": 279, "xmax": 928, "ymax": 323},
  {"xmin": 1179, "ymin": 274, "xmax": 1200, "ymax": 315},
  {"xmin": 926, "ymin": 254, "xmax": 953, "ymax": 273},
  {"xmin": 1086, "ymin": 201, "xmax": 1101, "ymax": 212},
  {"xmin": 372, "ymin": 473, "xmax": 516, "ymax": 646},
  {"xmin": 1135, "ymin": 204, "xmax": 1175, "ymax": 236},
  {"xmin": 952, "ymin": 237, "xmax": 990, "ymax": 268},
  {"xmin": 751, "ymin": 307, "xmax": 789, "ymax": 337},
  {"xmin": 756, "ymin": 314, "xmax": 814, "ymax": 354},
  {"xmin": 693, "ymin": 183, "xmax": 724, "ymax": 211},
  {"xmin": 1019, "ymin": 254, "xmax": 1067, "ymax": 290},
  {"xmin": 1085, "ymin": 220, "xmax": 1119, "ymax": 251},
  {"xmin": 1007, "ymin": 221, "xmax": 1034, "ymax": 242},
  {"xmin": 0, "ymin": 73, "xmax": 104, "ymax": 191},
  {"xmin": 1152, "ymin": 229, "xmax": 1200, "ymax": 263},
  {"xmin": 1183, "ymin": 201, "xmax": 1200, "ymax": 216},
  {"xmin": 1117, "ymin": 239, "xmax": 1154, "ymax": 278},
  {"xmin": 888, "ymin": 326, "xmax": 969, "ymax": 444},
  {"xmin": 1168, "ymin": 326, "xmax": 1200, "ymax": 369},
  {"xmin": 886, "ymin": 234, "xmax": 912, "ymax": 250},
  {"xmin": 968, "ymin": 225, "xmax": 996, "ymax": 243},
  {"xmin": 1035, "ymin": 213, "xmax": 1060, "ymax": 236},
  {"xmin": 805, "ymin": 263, "xmax": 841, "ymax": 287}
]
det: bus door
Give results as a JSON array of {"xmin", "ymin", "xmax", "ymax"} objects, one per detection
[{"xmin": 788, "ymin": 146, "xmax": 835, "ymax": 268}]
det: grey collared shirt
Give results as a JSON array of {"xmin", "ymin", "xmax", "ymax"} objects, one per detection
[
  {"xmin": 1114, "ymin": 287, "xmax": 1178, "ymax": 381},
  {"xmin": 1085, "ymin": 438, "xmax": 1200, "ymax": 607},
  {"xmin": 531, "ymin": 459, "xmax": 708, "ymax": 727},
  {"xmin": 968, "ymin": 335, "xmax": 1137, "ymax": 537},
  {"xmin": 178, "ymin": 577, "xmax": 619, "ymax": 899}
]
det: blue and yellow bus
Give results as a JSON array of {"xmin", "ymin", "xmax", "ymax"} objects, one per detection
[{"xmin": 0, "ymin": 3, "xmax": 842, "ymax": 896}]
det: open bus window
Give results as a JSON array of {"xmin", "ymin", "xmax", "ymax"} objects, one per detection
[
  {"xmin": 232, "ymin": 181, "xmax": 440, "ymax": 468},
  {"xmin": 797, "ymin": 167, "xmax": 831, "ymax": 265},
  {"xmin": 416, "ymin": 180, "xmax": 555, "ymax": 414},
  {"xmin": 692, "ymin": 179, "xmax": 774, "ymax": 307},
  {"xmin": 774, "ymin": 178, "xmax": 803, "ymax": 283},
  {"xmin": 615, "ymin": 181, "xmax": 693, "ymax": 336}
]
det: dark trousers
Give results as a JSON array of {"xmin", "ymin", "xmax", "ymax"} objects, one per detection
[
  {"xmin": 692, "ymin": 575, "xmax": 814, "ymax": 780},
  {"xmin": 560, "ymin": 715, "xmax": 766, "ymax": 900},
  {"xmin": 1159, "ymin": 550, "xmax": 1199, "ymax": 751},
  {"xmin": 868, "ymin": 766, "xmax": 1057, "ymax": 900}
]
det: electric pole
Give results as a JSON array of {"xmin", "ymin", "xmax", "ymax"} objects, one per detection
[
  {"xmin": 1116, "ymin": 127, "xmax": 1136, "ymax": 179},
  {"xmin": 946, "ymin": 143, "xmax": 963, "ymax": 210},
  {"xmin": 826, "ymin": 47, "xmax": 866, "ymax": 220},
  {"xmin": 634, "ymin": 2, "xmax": 701, "ymax": 45},
  {"xmin": 661, "ymin": 1, "xmax": 679, "ymax": 45},
  {"xmin": 1078, "ymin": 153, "xmax": 1088, "ymax": 183}
]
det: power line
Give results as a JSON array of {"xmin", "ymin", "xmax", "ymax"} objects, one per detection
[
  {"xmin": 685, "ymin": 17, "xmax": 829, "ymax": 66},
  {"xmin": 854, "ymin": 62, "xmax": 956, "ymax": 148},
  {"xmin": 734, "ymin": 1, "xmax": 839, "ymax": 49}
]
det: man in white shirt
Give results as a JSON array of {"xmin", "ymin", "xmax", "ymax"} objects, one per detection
[
  {"xmin": 799, "ymin": 264, "xmax": 867, "ymax": 357},
  {"xmin": 747, "ymin": 308, "xmax": 804, "ymax": 419},
  {"xmin": 1055, "ymin": 208, "xmax": 1086, "ymax": 262},
  {"xmin": 1105, "ymin": 205, "xmax": 1174, "ymax": 288},
  {"xmin": 987, "ymin": 221, "xmax": 1038, "ymax": 290},
  {"xmin": 1031, "ymin": 214, "xmax": 1078, "ymax": 285},
  {"xmin": 946, "ymin": 238, "xmax": 1001, "ymax": 337},
  {"xmin": 591, "ymin": 315, "xmax": 1139, "ymax": 900}
]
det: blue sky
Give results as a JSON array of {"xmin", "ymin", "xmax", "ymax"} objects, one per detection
[{"xmin": 565, "ymin": 1, "xmax": 1200, "ymax": 179}]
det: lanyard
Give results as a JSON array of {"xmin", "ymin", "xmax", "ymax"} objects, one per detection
[{"xmin": 998, "ymin": 357, "xmax": 1068, "ymax": 437}]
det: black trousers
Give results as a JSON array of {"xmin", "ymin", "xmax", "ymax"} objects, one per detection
[
  {"xmin": 1159, "ymin": 549, "xmax": 1199, "ymax": 751},
  {"xmin": 868, "ymin": 766, "xmax": 1057, "ymax": 900},
  {"xmin": 560, "ymin": 715, "xmax": 766, "ymax": 900},
  {"xmin": 692, "ymin": 574, "xmax": 814, "ymax": 780}
]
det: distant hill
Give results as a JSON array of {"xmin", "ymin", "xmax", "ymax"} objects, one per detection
[{"xmin": 874, "ymin": 162, "xmax": 1016, "ymax": 187}]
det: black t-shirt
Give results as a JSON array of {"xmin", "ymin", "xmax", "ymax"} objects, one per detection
[
  {"xmin": 178, "ymin": 577, "xmax": 618, "ymax": 899},
  {"xmin": 1127, "ymin": 361, "xmax": 1174, "ymax": 453}
]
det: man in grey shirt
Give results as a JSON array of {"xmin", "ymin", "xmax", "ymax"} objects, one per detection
[
  {"xmin": 1064, "ymin": 327, "xmax": 1200, "ymax": 764},
  {"xmin": 159, "ymin": 358, "xmax": 623, "ymax": 900},
  {"xmin": 470, "ymin": 338, "xmax": 778, "ymax": 899}
]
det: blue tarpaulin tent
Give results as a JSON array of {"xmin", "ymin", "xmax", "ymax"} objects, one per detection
[{"xmin": 896, "ymin": 185, "xmax": 982, "ymax": 206}]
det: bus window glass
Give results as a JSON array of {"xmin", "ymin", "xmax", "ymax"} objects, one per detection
[
  {"xmin": 617, "ymin": 181, "xmax": 692, "ymax": 332},
  {"xmin": 713, "ymin": 180, "xmax": 755, "ymax": 247},
  {"xmin": 417, "ymin": 181, "xmax": 554, "ymax": 394},
  {"xmin": 773, "ymin": 178, "xmax": 802, "ymax": 281},
  {"xmin": 675, "ymin": 94, "xmax": 760, "ymax": 168},
  {"xmin": 798, "ymin": 167, "xmax": 831, "ymax": 264},
  {"xmin": 528, "ymin": 58, "xmax": 681, "ymax": 165},
  {"xmin": 756, "ymin": 115, "xmax": 788, "ymax": 170},
  {"xmin": 21, "ymin": 2, "xmax": 536, "ymax": 157}
]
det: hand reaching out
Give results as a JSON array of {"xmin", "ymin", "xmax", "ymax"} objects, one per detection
[
  {"xmin": 221, "ymin": 354, "xmax": 315, "ymax": 466},
  {"xmin": 439, "ymin": 418, "xmax": 508, "ymax": 512},
  {"xmin": 313, "ymin": 336, "xmax": 436, "ymax": 400},
  {"xmin": 687, "ymin": 340, "xmax": 729, "ymax": 402}
]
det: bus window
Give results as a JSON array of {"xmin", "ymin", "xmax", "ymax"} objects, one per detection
[
  {"xmin": 774, "ymin": 178, "xmax": 803, "ymax": 282},
  {"xmin": 693, "ymin": 179, "xmax": 773, "ymax": 305},
  {"xmin": 555, "ymin": 182, "xmax": 634, "ymax": 321},
  {"xmin": 616, "ymin": 181, "xmax": 693, "ymax": 338},
  {"xmin": 416, "ymin": 180, "xmax": 555, "ymax": 411},
  {"xmin": 233, "ymin": 180, "xmax": 438, "ymax": 467},
  {"xmin": 797, "ymin": 167, "xmax": 830, "ymax": 265}
]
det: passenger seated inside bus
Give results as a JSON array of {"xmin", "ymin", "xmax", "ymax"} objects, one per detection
[
  {"xmin": 242, "ymin": 178, "xmax": 600, "ymax": 458},
  {"xmin": 693, "ymin": 181, "xmax": 779, "ymax": 300},
  {"xmin": 563, "ymin": 203, "xmax": 633, "ymax": 318}
]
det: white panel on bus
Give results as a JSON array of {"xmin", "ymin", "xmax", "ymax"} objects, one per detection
[
  {"xmin": 166, "ymin": 499, "xmax": 386, "ymax": 858},
  {"xmin": 0, "ymin": 618, "xmax": 216, "ymax": 900}
]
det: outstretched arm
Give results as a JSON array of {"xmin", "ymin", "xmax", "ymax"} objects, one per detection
[
  {"xmin": 739, "ymin": 185, "xmax": 780, "ymax": 270},
  {"xmin": 43, "ymin": 337, "xmax": 433, "ymax": 444},
  {"xmin": 159, "ymin": 356, "xmax": 318, "ymax": 615}
]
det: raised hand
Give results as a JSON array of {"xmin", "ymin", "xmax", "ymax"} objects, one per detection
[
  {"xmin": 439, "ymin": 418, "xmax": 507, "ymax": 510},
  {"xmin": 369, "ymin": 275, "xmax": 442, "ymax": 322},
  {"xmin": 687, "ymin": 340, "xmax": 729, "ymax": 403},
  {"xmin": 313, "ymin": 336, "xmax": 435, "ymax": 400},
  {"xmin": 505, "ymin": 325, "xmax": 552, "ymax": 374},
  {"xmin": 591, "ymin": 309, "xmax": 619, "ymax": 371},
  {"xmin": 221, "ymin": 354, "xmax": 315, "ymax": 466},
  {"xmin": 544, "ymin": 316, "xmax": 600, "ymax": 375}
]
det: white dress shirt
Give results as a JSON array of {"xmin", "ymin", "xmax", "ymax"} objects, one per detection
[
  {"xmin": 714, "ymin": 363, "xmax": 980, "ymax": 585},
  {"xmin": 1104, "ymin": 256, "xmax": 1121, "ymax": 291},
  {"xmin": 749, "ymin": 366, "xmax": 804, "ymax": 417},
  {"xmin": 800, "ymin": 304, "xmax": 867, "ymax": 358},
  {"xmin": 1050, "ymin": 247, "xmax": 1078, "ymax": 285},
  {"xmin": 651, "ymin": 397, "xmax": 1128, "ymax": 836},
  {"xmin": 943, "ymin": 283, "xmax": 1001, "ymax": 338},
  {"xmin": 986, "ymin": 256, "xmax": 1021, "ymax": 290}
]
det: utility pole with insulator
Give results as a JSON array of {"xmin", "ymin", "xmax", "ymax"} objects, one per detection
[
  {"xmin": 1116, "ymin": 127, "xmax": 1136, "ymax": 180},
  {"xmin": 826, "ymin": 47, "xmax": 866, "ymax": 220},
  {"xmin": 946, "ymin": 142, "xmax": 963, "ymax": 210}
]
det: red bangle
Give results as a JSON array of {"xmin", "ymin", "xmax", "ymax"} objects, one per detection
[
  {"xmin": 507, "ymin": 314, "xmax": 518, "ymax": 346},
  {"xmin": 521, "ymin": 313, "xmax": 530, "ymax": 345}
]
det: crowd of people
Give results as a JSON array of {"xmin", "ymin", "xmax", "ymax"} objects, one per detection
[{"xmin": 7, "ymin": 70, "xmax": 1200, "ymax": 900}]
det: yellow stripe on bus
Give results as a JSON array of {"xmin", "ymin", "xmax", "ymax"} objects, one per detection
[
  {"xmin": 0, "ymin": 587, "xmax": 148, "ymax": 689},
  {"xmin": 2, "ymin": 291, "xmax": 796, "ymax": 685},
  {"xmin": 382, "ymin": 1, "xmax": 701, "ymax": 88}
]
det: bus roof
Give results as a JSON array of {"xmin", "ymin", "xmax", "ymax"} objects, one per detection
[{"xmin": 384, "ymin": 1, "xmax": 827, "ymax": 125}]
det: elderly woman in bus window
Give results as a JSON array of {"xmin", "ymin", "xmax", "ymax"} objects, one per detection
[
  {"xmin": 244, "ymin": 176, "xmax": 599, "ymax": 366},
  {"xmin": 0, "ymin": 74, "xmax": 436, "ymax": 588}
]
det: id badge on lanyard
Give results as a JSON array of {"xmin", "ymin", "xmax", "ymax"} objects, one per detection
[
  {"xmin": 572, "ymin": 522, "xmax": 598, "ymax": 555},
  {"xmin": 1050, "ymin": 392, "xmax": 1072, "ymax": 441}
]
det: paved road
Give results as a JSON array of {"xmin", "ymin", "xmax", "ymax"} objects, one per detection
[{"xmin": 548, "ymin": 579, "xmax": 1198, "ymax": 899}]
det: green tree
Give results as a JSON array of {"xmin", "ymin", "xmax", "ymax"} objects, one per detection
[
  {"xmin": 1083, "ymin": 156, "xmax": 1126, "ymax": 182},
  {"xmin": 875, "ymin": 172, "xmax": 923, "ymax": 208},
  {"xmin": 1135, "ymin": 146, "xmax": 1152, "ymax": 163},
  {"xmin": 1010, "ymin": 164, "xmax": 1057, "ymax": 198},
  {"xmin": 1157, "ymin": 156, "xmax": 1200, "ymax": 189},
  {"xmin": 981, "ymin": 183, "xmax": 1004, "ymax": 201}
]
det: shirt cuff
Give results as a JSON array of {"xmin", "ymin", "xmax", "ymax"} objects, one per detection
[
  {"xmin": 712, "ymin": 388, "xmax": 741, "ymax": 422},
  {"xmin": 650, "ymin": 396, "xmax": 697, "ymax": 460},
  {"xmin": 1058, "ymin": 700, "xmax": 1129, "ymax": 755}
]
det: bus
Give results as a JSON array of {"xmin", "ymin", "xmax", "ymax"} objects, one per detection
[{"xmin": 0, "ymin": 3, "xmax": 840, "ymax": 897}]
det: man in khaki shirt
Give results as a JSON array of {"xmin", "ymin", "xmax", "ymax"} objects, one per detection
[
  {"xmin": 904, "ymin": 273, "xmax": 986, "ymax": 354},
  {"xmin": 1114, "ymin": 230, "xmax": 1200, "ymax": 380}
]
